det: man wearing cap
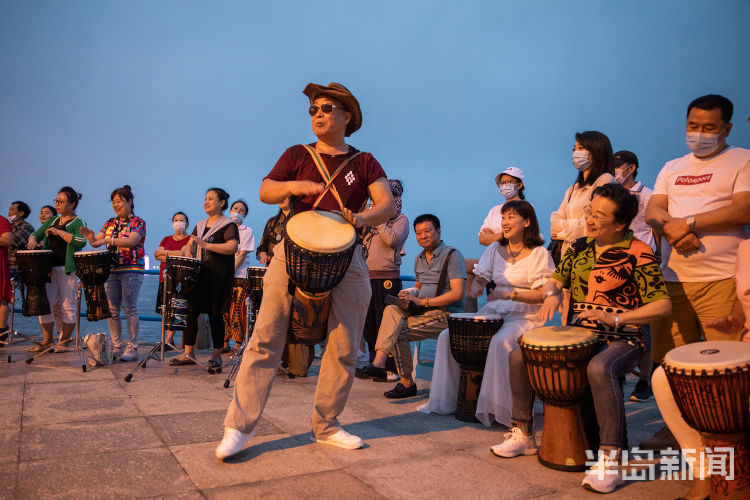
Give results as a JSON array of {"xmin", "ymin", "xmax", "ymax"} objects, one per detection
[
  {"xmin": 217, "ymin": 82, "xmax": 395, "ymax": 458},
  {"xmin": 479, "ymin": 167, "xmax": 526, "ymax": 246}
]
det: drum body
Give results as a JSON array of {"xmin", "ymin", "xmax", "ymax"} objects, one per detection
[
  {"xmin": 284, "ymin": 211, "xmax": 356, "ymax": 344},
  {"xmin": 519, "ymin": 326, "xmax": 599, "ymax": 471},
  {"xmin": 663, "ymin": 341, "xmax": 750, "ymax": 499},
  {"xmin": 16, "ymin": 250, "xmax": 53, "ymax": 316},
  {"xmin": 165, "ymin": 256, "xmax": 202, "ymax": 331},
  {"xmin": 246, "ymin": 266, "xmax": 266, "ymax": 336},
  {"xmin": 73, "ymin": 249, "xmax": 112, "ymax": 321},
  {"xmin": 448, "ymin": 313, "xmax": 504, "ymax": 422},
  {"xmin": 224, "ymin": 277, "xmax": 249, "ymax": 344}
]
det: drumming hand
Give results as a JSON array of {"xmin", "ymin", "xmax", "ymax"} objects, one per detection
[
  {"xmin": 538, "ymin": 295, "xmax": 561, "ymax": 322},
  {"xmin": 191, "ymin": 236, "xmax": 207, "ymax": 249},
  {"xmin": 259, "ymin": 252, "xmax": 269, "ymax": 265},
  {"xmin": 290, "ymin": 180, "xmax": 325, "ymax": 197},
  {"xmin": 467, "ymin": 280, "xmax": 485, "ymax": 299},
  {"xmin": 340, "ymin": 207, "xmax": 363, "ymax": 228},
  {"xmin": 706, "ymin": 314, "xmax": 745, "ymax": 334},
  {"xmin": 578, "ymin": 308, "xmax": 616, "ymax": 327}
]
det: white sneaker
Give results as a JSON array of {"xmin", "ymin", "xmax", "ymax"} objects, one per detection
[
  {"xmin": 581, "ymin": 452, "xmax": 625, "ymax": 493},
  {"xmin": 386, "ymin": 371, "xmax": 399, "ymax": 382},
  {"xmin": 112, "ymin": 344, "xmax": 125, "ymax": 358},
  {"xmin": 119, "ymin": 345, "xmax": 138, "ymax": 362},
  {"xmin": 490, "ymin": 427, "xmax": 538, "ymax": 458},
  {"xmin": 310, "ymin": 428, "xmax": 364, "ymax": 450},
  {"xmin": 215, "ymin": 428, "xmax": 256, "ymax": 460}
]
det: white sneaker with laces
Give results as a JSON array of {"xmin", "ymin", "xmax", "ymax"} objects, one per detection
[
  {"xmin": 215, "ymin": 428, "xmax": 256, "ymax": 460},
  {"xmin": 581, "ymin": 452, "xmax": 625, "ymax": 493},
  {"xmin": 310, "ymin": 428, "xmax": 364, "ymax": 450},
  {"xmin": 112, "ymin": 344, "xmax": 125, "ymax": 358},
  {"xmin": 119, "ymin": 345, "xmax": 138, "ymax": 362},
  {"xmin": 490, "ymin": 427, "xmax": 538, "ymax": 458}
]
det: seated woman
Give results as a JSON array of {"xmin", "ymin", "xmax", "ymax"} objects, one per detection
[
  {"xmin": 419, "ymin": 200, "xmax": 554, "ymax": 426},
  {"xmin": 492, "ymin": 183, "xmax": 671, "ymax": 495}
]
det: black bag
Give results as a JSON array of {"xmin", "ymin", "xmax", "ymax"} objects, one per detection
[{"xmin": 547, "ymin": 239, "xmax": 563, "ymax": 267}]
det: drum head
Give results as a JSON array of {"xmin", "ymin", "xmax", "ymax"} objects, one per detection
[
  {"xmin": 17, "ymin": 249, "xmax": 53, "ymax": 255},
  {"xmin": 286, "ymin": 211, "xmax": 356, "ymax": 253},
  {"xmin": 167, "ymin": 256, "xmax": 200, "ymax": 264},
  {"xmin": 522, "ymin": 326, "xmax": 597, "ymax": 347},
  {"xmin": 74, "ymin": 249, "xmax": 110, "ymax": 256},
  {"xmin": 664, "ymin": 341, "xmax": 750, "ymax": 372},
  {"xmin": 449, "ymin": 313, "xmax": 503, "ymax": 321}
]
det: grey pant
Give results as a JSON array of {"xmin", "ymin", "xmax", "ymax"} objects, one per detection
[
  {"xmin": 224, "ymin": 243, "xmax": 371, "ymax": 438},
  {"xmin": 105, "ymin": 272, "xmax": 143, "ymax": 349},
  {"xmin": 374, "ymin": 305, "xmax": 450, "ymax": 378}
]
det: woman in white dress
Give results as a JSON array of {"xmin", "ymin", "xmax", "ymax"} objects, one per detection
[{"xmin": 419, "ymin": 200, "xmax": 554, "ymax": 426}]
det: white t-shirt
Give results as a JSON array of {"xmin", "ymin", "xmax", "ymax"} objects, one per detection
[
  {"xmin": 628, "ymin": 182, "xmax": 656, "ymax": 251},
  {"xmin": 234, "ymin": 224, "xmax": 256, "ymax": 278},
  {"xmin": 479, "ymin": 203, "xmax": 505, "ymax": 236},
  {"xmin": 653, "ymin": 147, "xmax": 750, "ymax": 282}
]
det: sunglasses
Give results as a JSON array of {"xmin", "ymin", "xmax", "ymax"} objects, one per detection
[{"xmin": 308, "ymin": 103, "xmax": 347, "ymax": 116}]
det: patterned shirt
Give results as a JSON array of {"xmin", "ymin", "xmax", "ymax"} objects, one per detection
[
  {"xmin": 101, "ymin": 216, "xmax": 146, "ymax": 273},
  {"xmin": 553, "ymin": 231, "xmax": 669, "ymax": 310},
  {"xmin": 8, "ymin": 220, "xmax": 34, "ymax": 272}
]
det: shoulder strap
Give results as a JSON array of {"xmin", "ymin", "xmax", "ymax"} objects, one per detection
[
  {"xmin": 301, "ymin": 144, "xmax": 362, "ymax": 211},
  {"xmin": 436, "ymin": 248, "xmax": 456, "ymax": 296}
]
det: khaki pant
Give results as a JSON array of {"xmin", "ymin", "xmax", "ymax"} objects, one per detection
[
  {"xmin": 374, "ymin": 305, "xmax": 450, "ymax": 377},
  {"xmin": 224, "ymin": 243, "xmax": 371, "ymax": 438},
  {"xmin": 651, "ymin": 278, "xmax": 737, "ymax": 362}
]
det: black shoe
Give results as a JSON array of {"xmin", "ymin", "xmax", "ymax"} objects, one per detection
[
  {"xmin": 355, "ymin": 364, "xmax": 387, "ymax": 382},
  {"xmin": 629, "ymin": 379, "xmax": 653, "ymax": 402},
  {"xmin": 384, "ymin": 382, "xmax": 417, "ymax": 399},
  {"xmin": 207, "ymin": 359, "xmax": 223, "ymax": 374},
  {"xmin": 639, "ymin": 425, "xmax": 680, "ymax": 451}
]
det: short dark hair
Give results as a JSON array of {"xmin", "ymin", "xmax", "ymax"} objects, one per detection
[
  {"xmin": 591, "ymin": 183, "xmax": 639, "ymax": 229},
  {"xmin": 110, "ymin": 185, "xmax": 135, "ymax": 213},
  {"xmin": 687, "ymin": 94, "xmax": 733, "ymax": 123},
  {"xmin": 414, "ymin": 213, "xmax": 440, "ymax": 230},
  {"xmin": 58, "ymin": 186, "xmax": 82, "ymax": 210},
  {"xmin": 207, "ymin": 187, "xmax": 230, "ymax": 212},
  {"xmin": 574, "ymin": 131, "xmax": 614, "ymax": 187},
  {"xmin": 41, "ymin": 205, "xmax": 57, "ymax": 216},
  {"xmin": 11, "ymin": 201, "xmax": 30, "ymax": 219},
  {"xmin": 499, "ymin": 200, "xmax": 545, "ymax": 248},
  {"xmin": 231, "ymin": 199, "xmax": 249, "ymax": 214},
  {"xmin": 172, "ymin": 211, "xmax": 189, "ymax": 226},
  {"xmin": 613, "ymin": 150, "xmax": 639, "ymax": 179}
]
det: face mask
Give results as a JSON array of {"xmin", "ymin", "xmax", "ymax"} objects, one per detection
[
  {"xmin": 499, "ymin": 183, "xmax": 519, "ymax": 199},
  {"xmin": 686, "ymin": 132, "xmax": 720, "ymax": 156},
  {"xmin": 172, "ymin": 221, "xmax": 186, "ymax": 233},
  {"xmin": 8, "ymin": 214, "xmax": 17, "ymax": 223},
  {"xmin": 572, "ymin": 150, "xmax": 591, "ymax": 171},
  {"xmin": 614, "ymin": 168, "xmax": 629, "ymax": 185},
  {"xmin": 230, "ymin": 211, "xmax": 244, "ymax": 224}
]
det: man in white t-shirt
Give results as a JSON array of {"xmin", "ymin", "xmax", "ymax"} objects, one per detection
[{"xmin": 646, "ymin": 94, "xmax": 750, "ymax": 361}]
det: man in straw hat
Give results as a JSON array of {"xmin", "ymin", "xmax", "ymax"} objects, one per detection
[{"xmin": 216, "ymin": 82, "xmax": 395, "ymax": 458}]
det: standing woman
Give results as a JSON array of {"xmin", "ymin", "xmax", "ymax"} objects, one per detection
[
  {"xmin": 37, "ymin": 205, "xmax": 63, "ymax": 335},
  {"xmin": 0, "ymin": 211, "xmax": 13, "ymax": 335},
  {"xmin": 256, "ymin": 198, "xmax": 290, "ymax": 266},
  {"xmin": 26, "ymin": 187, "xmax": 86, "ymax": 350},
  {"xmin": 171, "ymin": 187, "xmax": 238, "ymax": 372},
  {"xmin": 479, "ymin": 167, "xmax": 526, "ymax": 246},
  {"xmin": 81, "ymin": 185, "xmax": 146, "ymax": 362},
  {"xmin": 223, "ymin": 200, "xmax": 256, "ymax": 352},
  {"xmin": 39, "ymin": 205, "xmax": 57, "ymax": 225},
  {"xmin": 153, "ymin": 212, "xmax": 191, "ymax": 345},
  {"xmin": 550, "ymin": 131, "xmax": 615, "ymax": 256},
  {"xmin": 360, "ymin": 179, "xmax": 409, "ymax": 359}
]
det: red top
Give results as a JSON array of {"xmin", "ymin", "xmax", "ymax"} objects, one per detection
[
  {"xmin": 158, "ymin": 235, "xmax": 191, "ymax": 282},
  {"xmin": 0, "ymin": 216, "xmax": 12, "ymax": 301},
  {"xmin": 265, "ymin": 144, "xmax": 387, "ymax": 215}
]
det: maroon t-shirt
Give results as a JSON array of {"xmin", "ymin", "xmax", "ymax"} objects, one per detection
[{"xmin": 265, "ymin": 144, "xmax": 387, "ymax": 214}]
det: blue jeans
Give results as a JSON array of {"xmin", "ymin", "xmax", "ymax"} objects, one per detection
[
  {"xmin": 510, "ymin": 340, "xmax": 641, "ymax": 449},
  {"xmin": 105, "ymin": 272, "xmax": 143, "ymax": 349}
]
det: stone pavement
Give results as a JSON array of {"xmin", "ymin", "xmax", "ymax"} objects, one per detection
[{"xmin": 0, "ymin": 344, "xmax": 693, "ymax": 499}]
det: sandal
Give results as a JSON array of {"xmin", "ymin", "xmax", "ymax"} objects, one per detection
[
  {"xmin": 207, "ymin": 359, "xmax": 223, "ymax": 374},
  {"xmin": 168, "ymin": 356, "xmax": 196, "ymax": 366},
  {"xmin": 26, "ymin": 343, "xmax": 53, "ymax": 353}
]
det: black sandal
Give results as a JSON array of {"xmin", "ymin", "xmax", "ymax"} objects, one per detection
[
  {"xmin": 207, "ymin": 359, "xmax": 223, "ymax": 374},
  {"xmin": 168, "ymin": 357, "xmax": 196, "ymax": 366}
]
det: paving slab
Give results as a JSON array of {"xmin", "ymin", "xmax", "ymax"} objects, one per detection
[{"xmin": 146, "ymin": 410, "xmax": 284, "ymax": 446}]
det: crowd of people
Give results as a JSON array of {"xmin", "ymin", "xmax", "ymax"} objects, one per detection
[{"xmin": 1, "ymin": 86, "xmax": 748, "ymax": 498}]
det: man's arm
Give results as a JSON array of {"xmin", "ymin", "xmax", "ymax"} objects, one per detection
[
  {"xmin": 662, "ymin": 191, "xmax": 750, "ymax": 243},
  {"xmin": 417, "ymin": 277, "xmax": 465, "ymax": 308},
  {"xmin": 341, "ymin": 177, "xmax": 395, "ymax": 228},
  {"xmin": 645, "ymin": 193, "xmax": 672, "ymax": 234},
  {"xmin": 259, "ymin": 178, "xmax": 324, "ymax": 205}
]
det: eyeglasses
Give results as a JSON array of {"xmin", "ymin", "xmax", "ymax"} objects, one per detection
[
  {"xmin": 583, "ymin": 205, "xmax": 609, "ymax": 224},
  {"xmin": 54, "ymin": 199, "xmax": 67, "ymax": 205},
  {"xmin": 308, "ymin": 103, "xmax": 347, "ymax": 116}
]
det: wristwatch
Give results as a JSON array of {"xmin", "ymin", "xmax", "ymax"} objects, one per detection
[{"xmin": 686, "ymin": 215, "xmax": 696, "ymax": 232}]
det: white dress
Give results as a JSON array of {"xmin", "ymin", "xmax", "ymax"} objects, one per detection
[{"xmin": 419, "ymin": 244, "xmax": 555, "ymax": 427}]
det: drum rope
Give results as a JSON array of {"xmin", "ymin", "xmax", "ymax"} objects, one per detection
[{"xmin": 302, "ymin": 144, "xmax": 362, "ymax": 213}]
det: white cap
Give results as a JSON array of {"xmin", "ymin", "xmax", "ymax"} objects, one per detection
[{"xmin": 494, "ymin": 166, "xmax": 525, "ymax": 186}]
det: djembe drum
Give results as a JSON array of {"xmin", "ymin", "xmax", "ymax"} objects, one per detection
[
  {"xmin": 164, "ymin": 256, "xmax": 202, "ymax": 331},
  {"xmin": 15, "ymin": 249, "xmax": 53, "ymax": 316},
  {"xmin": 246, "ymin": 266, "xmax": 266, "ymax": 334},
  {"xmin": 663, "ymin": 341, "xmax": 750, "ymax": 499},
  {"xmin": 519, "ymin": 326, "xmax": 599, "ymax": 471},
  {"xmin": 284, "ymin": 210, "xmax": 356, "ymax": 345},
  {"xmin": 448, "ymin": 313, "xmax": 504, "ymax": 422},
  {"xmin": 73, "ymin": 249, "xmax": 112, "ymax": 321}
]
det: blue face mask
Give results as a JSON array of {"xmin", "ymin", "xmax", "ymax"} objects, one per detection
[
  {"xmin": 685, "ymin": 131, "xmax": 720, "ymax": 156},
  {"xmin": 499, "ymin": 183, "xmax": 519, "ymax": 199},
  {"xmin": 572, "ymin": 150, "xmax": 591, "ymax": 171}
]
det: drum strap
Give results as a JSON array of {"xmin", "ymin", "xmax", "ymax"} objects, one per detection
[{"xmin": 302, "ymin": 144, "xmax": 362, "ymax": 212}]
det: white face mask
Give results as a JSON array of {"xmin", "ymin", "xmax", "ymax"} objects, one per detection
[
  {"xmin": 572, "ymin": 150, "xmax": 592, "ymax": 171},
  {"xmin": 499, "ymin": 183, "xmax": 519, "ymax": 199},
  {"xmin": 230, "ymin": 211, "xmax": 244, "ymax": 224},
  {"xmin": 8, "ymin": 214, "xmax": 17, "ymax": 223},
  {"xmin": 614, "ymin": 167, "xmax": 630, "ymax": 185},
  {"xmin": 686, "ymin": 131, "xmax": 720, "ymax": 156},
  {"xmin": 172, "ymin": 221, "xmax": 186, "ymax": 233}
]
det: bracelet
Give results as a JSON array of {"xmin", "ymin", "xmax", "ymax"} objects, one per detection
[
  {"xmin": 510, "ymin": 289, "xmax": 518, "ymax": 301},
  {"xmin": 615, "ymin": 314, "xmax": 620, "ymax": 331},
  {"xmin": 425, "ymin": 297, "xmax": 430, "ymax": 308},
  {"xmin": 543, "ymin": 289, "xmax": 559, "ymax": 299}
]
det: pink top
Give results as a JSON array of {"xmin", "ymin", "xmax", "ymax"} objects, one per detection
[{"xmin": 736, "ymin": 239, "xmax": 750, "ymax": 331}]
